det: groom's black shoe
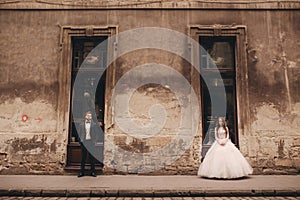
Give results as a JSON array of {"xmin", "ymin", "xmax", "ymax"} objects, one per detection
[
  {"xmin": 78, "ymin": 173, "xmax": 84, "ymax": 177},
  {"xmin": 90, "ymin": 172, "xmax": 97, "ymax": 177}
]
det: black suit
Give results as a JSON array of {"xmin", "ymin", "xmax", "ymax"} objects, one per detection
[{"xmin": 78, "ymin": 120, "xmax": 99, "ymax": 174}]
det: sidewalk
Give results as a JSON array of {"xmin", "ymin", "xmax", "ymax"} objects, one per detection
[{"xmin": 0, "ymin": 175, "xmax": 299, "ymax": 197}]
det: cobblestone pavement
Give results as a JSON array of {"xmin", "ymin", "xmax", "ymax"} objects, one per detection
[{"xmin": 0, "ymin": 197, "xmax": 299, "ymax": 200}]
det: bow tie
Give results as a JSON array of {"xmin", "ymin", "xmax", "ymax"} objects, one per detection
[{"xmin": 86, "ymin": 121, "xmax": 91, "ymax": 124}]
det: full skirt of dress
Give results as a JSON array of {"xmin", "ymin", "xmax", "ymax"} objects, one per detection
[{"xmin": 198, "ymin": 140, "xmax": 253, "ymax": 179}]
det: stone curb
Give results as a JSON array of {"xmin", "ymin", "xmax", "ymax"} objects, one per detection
[{"xmin": 0, "ymin": 189, "xmax": 299, "ymax": 197}]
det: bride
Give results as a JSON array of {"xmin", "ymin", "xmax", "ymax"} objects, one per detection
[{"xmin": 198, "ymin": 117, "xmax": 253, "ymax": 179}]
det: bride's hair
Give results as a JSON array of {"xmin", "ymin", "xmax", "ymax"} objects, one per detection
[{"xmin": 215, "ymin": 117, "xmax": 228, "ymax": 136}]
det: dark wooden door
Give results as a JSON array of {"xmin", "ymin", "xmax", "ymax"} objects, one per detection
[
  {"xmin": 199, "ymin": 36, "xmax": 239, "ymax": 158},
  {"xmin": 66, "ymin": 36, "xmax": 107, "ymax": 170}
]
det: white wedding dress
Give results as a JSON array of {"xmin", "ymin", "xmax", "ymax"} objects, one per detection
[{"xmin": 198, "ymin": 127, "xmax": 253, "ymax": 179}]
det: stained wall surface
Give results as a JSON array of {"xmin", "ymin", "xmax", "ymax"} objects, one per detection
[{"xmin": 0, "ymin": 3, "xmax": 299, "ymax": 174}]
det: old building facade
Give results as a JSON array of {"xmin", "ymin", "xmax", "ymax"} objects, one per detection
[{"xmin": 0, "ymin": 0, "xmax": 300, "ymax": 175}]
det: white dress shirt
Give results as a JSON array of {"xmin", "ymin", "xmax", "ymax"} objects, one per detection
[{"xmin": 85, "ymin": 121, "xmax": 91, "ymax": 140}]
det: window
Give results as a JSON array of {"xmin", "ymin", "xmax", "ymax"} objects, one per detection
[
  {"xmin": 200, "ymin": 36, "xmax": 237, "ymax": 145},
  {"xmin": 70, "ymin": 36, "xmax": 107, "ymax": 143}
]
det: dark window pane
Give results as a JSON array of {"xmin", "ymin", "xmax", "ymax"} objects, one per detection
[
  {"xmin": 200, "ymin": 37, "xmax": 235, "ymax": 70},
  {"xmin": 200, "ymin": 36, "xmax": 238, "ymax": 146},
  {"xmin": 70, "ymin": 36, "xmax": 107, "ymax": 143}
]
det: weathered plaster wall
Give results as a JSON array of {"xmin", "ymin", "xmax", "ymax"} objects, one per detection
[
  {"xmin": 0, "ymin": 11, "xmax": 67, "ymax": 174},
  {"xmin": 0, "ymin": 9, "xmax": 299, "ymax": 174},
  {"xmin": 241, "ymin": 10, "xmax": 300, "ymax": 174},
  {"xmin": 104, "ymin": 48, "xmax": 199, "ymax": 174}
]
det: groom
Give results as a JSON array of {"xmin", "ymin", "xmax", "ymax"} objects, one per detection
[{"xmin": 78, "ymin": 111, "xmax": 99, "ymax": 177}]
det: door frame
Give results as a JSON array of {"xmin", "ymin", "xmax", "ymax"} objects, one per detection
[
  {"xmin": 59, "ymin": 25, "xmax": 118, "ymax": 169},
  {"xmin": 188, "ymin": 25, "xmax": 249, "ymax": 157}
]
